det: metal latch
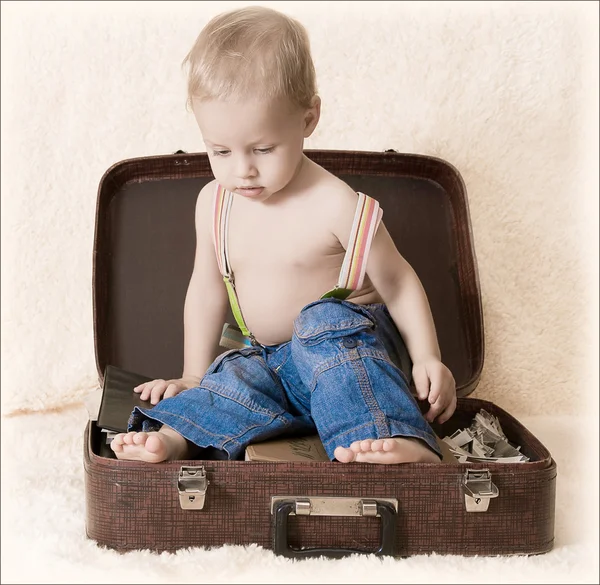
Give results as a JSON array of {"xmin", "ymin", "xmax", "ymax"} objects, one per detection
[
  {"xmin": 178, "ymin": 466, "xmax": 209, "ymax": 510},
  {"xmin": 462, "ymin": 469, "xmax": 499, "ymax": 512}
]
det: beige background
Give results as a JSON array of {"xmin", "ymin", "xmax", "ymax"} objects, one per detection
[
  {"xmin": 1, "ymin": 2, "xmax": 598, "ymax": 582},
  {"xmin": 1, "ymin": 1, "xmax": 598, "ymax": 417}
]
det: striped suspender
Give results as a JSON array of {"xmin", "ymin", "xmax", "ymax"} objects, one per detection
[
  {"xmin": 213, "ymin": 185, "xmax": 383, "ymax": 344},
  {"xmin": 213, "ymin": 184, "xmax": 233, "ymax": 279},
  {"xmin": 213, "ymin": 185, "xmax": 255, "ymax": 344},
  {"xmin": 321, "ymin": 192, "xmax": 383, "ymax": 300}
]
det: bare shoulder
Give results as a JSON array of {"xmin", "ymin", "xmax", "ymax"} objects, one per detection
[
  {"xmin": 194, "ymin": 179, "xmax": 217, "ymax": 222},
  {"xmin": 196, "ymin": 179, "xmax": 218, "ymax": 211},
  {"xmin": 308, "ymin": 161, "xmax": 359, "ymax": 215},
  {"xmin": 307, "ymin": 162, "xmax": 362, "ymax": 243}
]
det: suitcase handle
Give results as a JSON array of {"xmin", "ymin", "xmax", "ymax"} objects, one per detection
[{"xmin": 272, "ymin": 499, "xmax": 397, "ymax": 559}]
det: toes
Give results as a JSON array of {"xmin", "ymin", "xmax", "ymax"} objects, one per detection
[
  {"xmin": 335, "ymin": 438, "xmax": 409, "ymax": 462},
  {"xmin": 371, "ymin": 439, "xmax": 385, "ymax": 452},
  {"xmin": 383, "ymin": 438, "xmax": 406, "ymax": 452},
  {"xmin": 359, "ymin": 439, "xmax": 374, "ymax": 452},
  {"xmin": 110, "ymin": 440, "xmax": 123, "ymax": 453},
  {"xmin": 110, "ymin": 433, "xmax": 126, "ymax": 447},
  {"xmin": 122, "ymin": 432, "xmax": 137, "ymax": 445},
  {"xmin": 334, "ymin": 446, "xmax": 356, "ymax": 463},
  {"xmin": 346, "ymin": 439, "xmax": 384, "ymax": 454},
  {"xmin": 350, "ymin": 441, "xmax": 363, "ymax": 453},
  {"xmin": 132, "ymin": 432, "xmax": 148, "ymax": 445},
  {"xmin": 382, "ymin": 439, "xmax": 396, "ymax": 452},
  {"xmin": 144, "ymin": 434, "xmax": 163, "ymax": 454}
]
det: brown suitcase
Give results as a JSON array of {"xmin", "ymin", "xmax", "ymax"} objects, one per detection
[{"xmin": 84, "ymin": 149, "xmax": 556, "ymax": 558}]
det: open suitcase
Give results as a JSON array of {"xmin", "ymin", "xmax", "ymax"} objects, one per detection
[{"xmin": 84, "ymin": 149, "xmax": 556, "ymax": 558}]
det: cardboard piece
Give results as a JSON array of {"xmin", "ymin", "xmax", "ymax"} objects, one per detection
[
  {"xmin": 435, "ymin": 434, "xmax": 461, "ymax": 465},
  {"xmin": 245, "ymin": 435, "xmax": 329, "ymax": 462},
  {"xmin": 245, "ymin": 433, "xmax": 459, "ymax": 464}
]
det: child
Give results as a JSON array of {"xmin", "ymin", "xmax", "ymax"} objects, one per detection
[{"xmin": 111, "ymin": 5, "xmax": 456, "ymax": 465}]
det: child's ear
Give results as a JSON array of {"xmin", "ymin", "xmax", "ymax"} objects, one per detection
[{"xmin": 303, "ymin": 96, "xmax": 321, "ymax": 138}]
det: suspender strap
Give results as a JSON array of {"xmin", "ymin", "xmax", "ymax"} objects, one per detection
[
  {"xmin": 213, "ymin": 185, "xmax": 254, "ymax": 340},
  {"xmin": 213, "ymin": 186, "xmax": 383, "ymax": 343},
  {"xmin": 213, "ymin": 184, "xmax": 233, "ymax": 278},
  {"xmin": 321, "ymin": 192, "xmax": 383, "ymax": 300}
]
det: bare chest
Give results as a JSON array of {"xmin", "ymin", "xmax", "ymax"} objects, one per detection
[{"xmin": 225, "ymin": 200, "xmax": 343, "ymax": 276}]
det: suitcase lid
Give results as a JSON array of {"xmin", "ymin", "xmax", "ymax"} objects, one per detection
[{"xmin": 93, "ymin": 150, "xmax": 483, "ymax": 396}]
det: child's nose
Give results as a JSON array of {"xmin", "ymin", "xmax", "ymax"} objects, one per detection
[{"xmin": 234, "ymin": 156, "xmax": 257, "ymax": 179}]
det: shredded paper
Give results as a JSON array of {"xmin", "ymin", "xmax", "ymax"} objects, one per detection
[{"xmin": 442, "ymin": 409, "xmax": 529, "ymax": 463}]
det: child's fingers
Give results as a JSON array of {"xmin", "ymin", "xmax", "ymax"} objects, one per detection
[
  {"xmin": 425, "ymin": 397, "xmax": 445, "ymax": 423},
  {"xmin": 427, "ymin": 363, "xmax": 452, "ymax": 405},
  {"xmin": 436, "ymin": 394, "xmax": 457, "ymax": 425},
  {"xmin": 139, "ymin": 382, "xmax": 156, "ymax": 401},
  {"xmin": 136, "ymin": 379, "xmax": 165, "ymax": 402},
  {"xmin": 412, "ymin": 366, "xmax": 430, "ymax": 401},
  {"xmin": 426, "ymin": 365, "xmax": 456, "ymax": 421},
  {"xmin": 134, "ymin": 381, "xmax": 155, "ymax": 399},
  {"xmin": 163, "ymin": 383, "xmax": 183, "ymax": 399},
  {"xmin": 149, "ymin": 381, "xmax": 169, "ymax": 404},
  {"xmin": 427, "ymin": 372, "xmax": 442, "ymax": 404},
  {"xmin": 426, "ymin": 386, "xmax": 457, "ymax": 423}
]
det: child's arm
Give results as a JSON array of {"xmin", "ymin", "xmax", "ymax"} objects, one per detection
[
  {"xmin": 330, "ymin": 190, "xmax": 456, "ymax": 423},
  {"xmin": 182, "ymin": 181, "xmax": 230, "ymax": 381},
  {"xmin": 135, "ymin": 181, "xmax": 229, "ymax": 405},
  {"xmin": 365, "ymin": 221, "xmax": 456, "ymax": 423}
]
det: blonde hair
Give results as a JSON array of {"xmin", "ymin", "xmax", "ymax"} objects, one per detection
[{"xmin": 182, "ymin": 6, "xmax": 317, "ymax": 110}]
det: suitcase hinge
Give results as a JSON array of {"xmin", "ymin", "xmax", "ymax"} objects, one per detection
[
  {"xmin": 178, "ymin": 466, "xmax": 209, "ymax": 510},
  {"xmin": 462, "ymin": 469, "xmax": 499, "ymax": 512}
]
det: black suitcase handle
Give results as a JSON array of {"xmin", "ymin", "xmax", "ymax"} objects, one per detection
[{"xmin": 272, "ymin": 499, "xmax": 397, "ymax": 559}]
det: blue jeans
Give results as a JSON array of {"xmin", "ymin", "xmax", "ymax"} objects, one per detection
[{"xmin": 128, "ymin": 299, "xmax": 441, "ymax": 460}]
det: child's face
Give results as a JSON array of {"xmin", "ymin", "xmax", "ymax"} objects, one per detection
[{"xmin": 193, "ymin": 96, "xmax": 318, "ymax": 201}]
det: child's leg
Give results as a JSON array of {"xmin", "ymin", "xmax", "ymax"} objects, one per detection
[
  {"xmin": 290, "ymin": 299, "xmax": 442, "ymax": 464},
  {"xmin": 111, "ymin": 346, "xmax": 314, "ymax": 462}
]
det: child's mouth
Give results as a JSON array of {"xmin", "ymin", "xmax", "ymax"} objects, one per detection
[{"xmin": 236, "ymin": 186, "xmax": 265, "ymax": 197}]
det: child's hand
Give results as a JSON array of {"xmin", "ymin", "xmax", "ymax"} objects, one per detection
[
  {"xmin": 134, "ymin": 376, "xmax": 201, "ymax": 405},
  {"xmin": 412, "ymin": 359, "xmax": 456, "ymax": 424}
]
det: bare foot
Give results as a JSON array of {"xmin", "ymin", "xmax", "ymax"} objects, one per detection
[
  {"xmin": 110, "ymin": 426, "xmax": 190, "ymax": 462},
  {"xmin": 334, "ymin": 437, "xmax": 441, "ymax": 464}
]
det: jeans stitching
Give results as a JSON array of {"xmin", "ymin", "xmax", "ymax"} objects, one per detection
[
  {"xmin": 347, "ymin": 349, "xmax": 390, "ymax": 437},
  {"xmin": 322, "ymin": 422, "xmax": 373, "ymax": 449},
  {"xmin": 138, "ymin": 409, "xmax": 233, "ymax": 441},
  {"xmin": 204, "ymin": 348, "xmax": 238, "ymax": 376},
  {"xmin": 224, "ymin": 413, "xmax": 290, "ymax": 446},
  {"xmin": 206, "ymin": 347, "xmax": 262, "ymax": 375},
  {"xmin": 294, "ymin": 318, "xmax": 373, "ymax": 341},
  {"xmin": 272, "ymin": 350, "xmax": 291, "ymax": 373},
  {"xmin": 307, "ymin": 347, "xmax": 406, "ymax": 393},
  {"xmin": 201, "ymin": 379, "xmax": 285, "ymax": 419},
  {"xmin": 144, "ymin": 392, "xmax": 290, "ymax": 449},
  {"xmin": 322, "ymin": 420, "xmax": 439, "ymax": 452}
]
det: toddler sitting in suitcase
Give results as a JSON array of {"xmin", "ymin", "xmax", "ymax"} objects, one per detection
[{"xmin": 111, "ymin": 6, "xmax": 456, "ymax": 464}]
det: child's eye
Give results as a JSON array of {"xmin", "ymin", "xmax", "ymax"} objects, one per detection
[
  {"xmin": 212, "ymin": 150, "xmax": 230, "ymax": 157},
  {"xmin": 254, "ymin": 147, "xmax": 274, "ymax": 154}
]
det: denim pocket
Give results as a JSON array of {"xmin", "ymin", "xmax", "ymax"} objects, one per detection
[
  {"xmin": 204, "ymin": 347, "xmax": 260, "ymax": 376},
  {"xmin": 293, "ymin": 299, "xmax": 375, "ymax": 346}
]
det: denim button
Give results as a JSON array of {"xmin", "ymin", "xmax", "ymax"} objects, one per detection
[{"xmin": 343, "ymin": 338, "xmax": 358, "ymax": 348}]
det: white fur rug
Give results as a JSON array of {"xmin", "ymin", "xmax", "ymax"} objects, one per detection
[
  {"xmin": 1, "ymin": 1, "xmax": 598, "ymax": 582},
  {"xmin": 1, "ymin": 406, "xmax": 598, "ymax": 583}
]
